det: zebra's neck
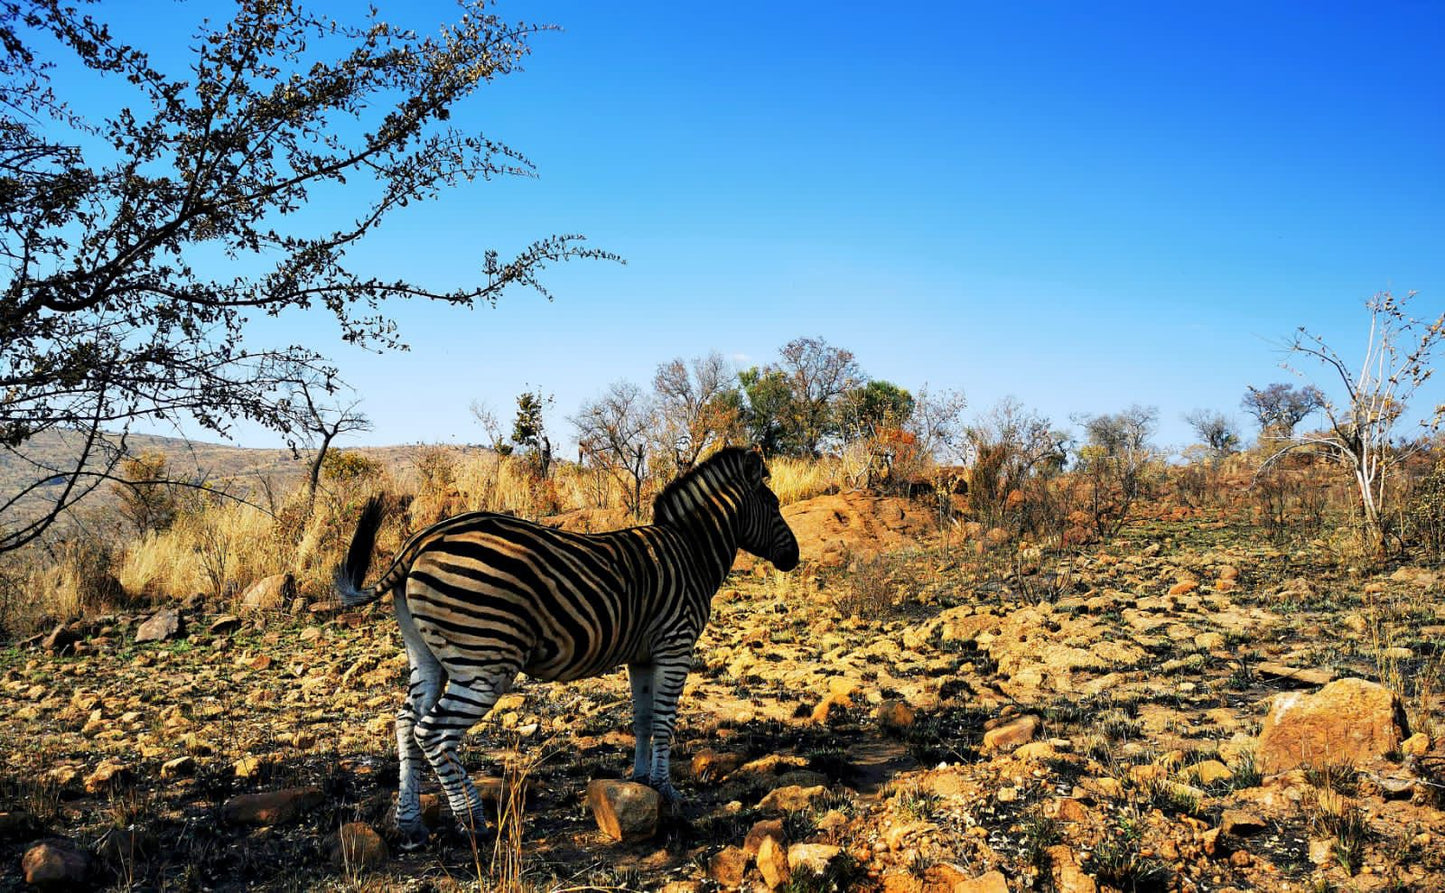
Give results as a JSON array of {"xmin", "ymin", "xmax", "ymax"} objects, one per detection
[{"xmin": 652, "ymin": 471, "xmax": 743, "ymax": 590}]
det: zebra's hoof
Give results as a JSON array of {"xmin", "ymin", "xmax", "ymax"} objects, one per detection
[
  {"xmin": 446, "ymin": 813, "xmax": 491, "ymax": 849},
  {"xmin": 395, "ymin": 821, "xmax": 429, "ymax": 852},
  {"xmin": 652, "ymin": 782, "xmax": 681, "ymax": 806}
]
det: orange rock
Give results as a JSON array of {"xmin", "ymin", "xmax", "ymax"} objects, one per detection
[
  {"xmin": 586, "ymin": 780, "xmax": 659, "ymax": 843},
  {"xmin": 757, "ymin": 835, "xmax": 790, "ymax": 889},
  {"xmin": 328, "ymin": 822, "xmax": 388, "ymax": 869},
  {"xmin": 1257, "ymin": 678, "xmax": 1408, "ymax": 774},
  {"xmin": 709, "ymin": 845, "xmax": 750, "ymax": 888},
  {"xmin": 222, "ymin": 787, "xmax": 324, "ymax": 825},
  {"xmin": 982, "ymin": 715, "xmax": 1040, "ymax": 752}
]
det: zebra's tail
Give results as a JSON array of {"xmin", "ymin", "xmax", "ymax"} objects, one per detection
[{"xmin": 335, "ymin": 495, "xmax": 387, "ymax": 608}]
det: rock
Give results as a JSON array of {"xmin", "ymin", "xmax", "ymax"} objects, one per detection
[
  {"xmin": 757, "ymin": 835, "xmax": 790, "ymax": 889},
  {"xmin": 692, "ymin": 749, "xmax": 744, "ymax": 782},
  {"xmin": 957, "ymin": 870, "xmax": 1010, "ymax": 893},
  {"xmin": 209, "ymin": 614, "xmax": 242, "ymax": 635},
  {"xmin": 1402, "ymin": 732, "xmax": 1430, "ymax": 757},
  {"xmin": 221, "ymin": 787, "xmax": 324, "ymax": 825},
  {"xmin": 21, "ymin": 840, "xmax": 90, "ymax": 888},
  {"xmin": 788, "ymin": 843, "xmax": 843, "ymax": 877},
  {"xmin": 586, "ymin": 780, "xmax": 659, "ymax": 843},
  {"xmin": 1047, "ymin": 845, "xmax": 1098, "ymax": 893},
  {"xmin": 327, "ymin": 822, "xmax": 388, "ymax": 869},
  {"xmin": 1220, "ymin": 809, "xmax": 1268, "ymax": 837},
  {"xmin": 875, "ymin": 699, "xmax": 916, "ymax": 730},
  {"xmin": 744, "ymin": 817, "xmax": 786, "ymax": 855},
  {"xmin": 1257, "ymin": 678, "xmax": 1409, "ymax": 774},
  {"xmin": 160, "ymin": 755, "xmax": 195, "ymax": 778},
  {"xmin": 40, "ymin": 624, "xmax": 77, "ymax": 654},
  {"xmin": 709, "ymin": 845, "xmax": 750, "ymax": 888},
  {"xmin": 982, "ymin": 714, "xmax": 1041, "ymax": 752},
  {"xmin": 135, "ymin": 608, "xmax": 182, "ymax": 643},
  {"xmin": 83, "ymin": 760, "xmax": 130, "ymax": 794},
  {"xmin": 240, "ymin": 573, "xmax": 295, "ymax": 612},
  {"xmin": 758, "ymin": 784, "xmax": 830, "ymax": 813}
]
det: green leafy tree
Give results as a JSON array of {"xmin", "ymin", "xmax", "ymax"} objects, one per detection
[
  {"xmin": 0, "ymin": 1, "xmax": 615, "ymax": 552},
  {"xmin": 739, "ymin": 366, "xmax": 795, "ymax": 457},
  {"xmin": 840, "ymin": 380, "xmax": 914, "ymax": 442},
  {"xmin": 511, "ymin": 389, "xmax": 554, "ymax": 475}
]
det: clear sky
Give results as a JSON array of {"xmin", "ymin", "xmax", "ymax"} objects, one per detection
[{"xmin": 68, "ymin": 2, "xmax": 1445, "ymax": 452}]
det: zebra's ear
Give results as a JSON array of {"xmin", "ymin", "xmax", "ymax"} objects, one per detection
[{"xmin": 743, "ymin": 448, "xmax": 766, "ymax": 485}]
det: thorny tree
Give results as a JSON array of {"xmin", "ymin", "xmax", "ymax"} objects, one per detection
[
  {"xmin": 1264, "ymin": 291, "xmax": 1444, "ymax": 552},
  {"xmin": 572, "ymin": 380, "xmax": 655, "ymax": 518},
  {"xmin": 0, "ymin": 0, "xmax": 614, "ymax": 552},
  {"xmin": 652, "ymin": 352, "xmax": 745, "ymax": 475}
]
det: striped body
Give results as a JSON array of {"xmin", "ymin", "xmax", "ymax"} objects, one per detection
[{"xmin": 335, "ymin": 447, "xmax": 799, "ymax": 845}]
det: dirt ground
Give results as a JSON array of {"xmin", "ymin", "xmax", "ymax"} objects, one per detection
[{"xmin": 2, "ymin": 509, "xmax": 1444, "ymax": 891}]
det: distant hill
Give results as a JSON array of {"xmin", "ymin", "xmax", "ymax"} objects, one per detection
[{"xmin": 0, "ymin": 430, "xmax": 479, "ymax": 535}]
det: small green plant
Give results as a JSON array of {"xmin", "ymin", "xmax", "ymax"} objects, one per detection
[
  {"xmin": 1091, "ymin": 815, "xmax": 1171, "ymax": 892},
  {"xmin": 1304, "ymin": 763, "xmax": 1360, "ymax": 797},
  {"xmin": 891, "ymin": 784, "xmax": 941, "ymax": 822},
  {"xmin": 1018, "ymin": 813, "xmax": 1062, "ymax": 872},
  {"xmin": 1309, "ymin": 794, "xmax": 1370, "ymax": 876},
  {"xmin": 782, "ymin": 851, "xmax": 860, "ymax": 893}
]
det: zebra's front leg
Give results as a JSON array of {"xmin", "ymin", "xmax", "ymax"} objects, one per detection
[
  {"xmin": 642, "ymin": 648, "xmax": 694, "ymax": 805},
  {"xmin": 627, "ymin": 662, "xmax": 656, "ymax": 784}
]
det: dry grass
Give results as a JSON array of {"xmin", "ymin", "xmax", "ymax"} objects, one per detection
[{"xmin": 768, "ymin": 455, "xmax": 844, "ymax": 504}]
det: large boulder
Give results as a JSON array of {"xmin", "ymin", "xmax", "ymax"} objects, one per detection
[
  {"xmin": 21, "ymin": 840, "xmax": 91, "ymax": 888},
  {"xmin": 327, "ymin": 822, "xmax": 388, "ymax": 869},
  {"xmin": 1257, "ymin": 678, "xmax": 1409, "ymax": 774},
  {"xmin": 135, "ymin": 608, "xmax": 182, "ymax": 643},
  {"xmin": 585, "ymin": 780, "xmax": 659, "ymax": 843},
  {"xmin": 221, "ymin": 787, "xmax": 324, "ymax": 826},
  {"xmin": 240, "ymin": 573, "xmax": 295, "ymax": 612}
]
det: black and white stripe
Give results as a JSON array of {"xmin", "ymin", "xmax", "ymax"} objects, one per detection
[{"xmin": 335, "ymin": 447, "xmax": 799, "ymax": 845}]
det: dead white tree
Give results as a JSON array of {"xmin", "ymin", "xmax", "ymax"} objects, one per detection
[{"xmin": 1265, "ymin": 291, "xmax": 1444, "ymax": 551}]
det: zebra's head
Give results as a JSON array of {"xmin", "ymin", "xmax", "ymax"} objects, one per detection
[{"xmin": 736, "ymin": 449, "xmax": 800, "ymax": 571}]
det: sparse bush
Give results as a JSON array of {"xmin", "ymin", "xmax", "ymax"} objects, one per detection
[
  {"xmin": 321, "ymin": 449, "xmax": 382, "ymax": 483},
  {"xmin": 1403, "ymin": 457, "xmax": 1445, "ymax": 559},
  {"xmin": 112, "ymin": 451, "xmax": 182, "ymax": 534},
  {"xmin": 1072, "ymin": 405, "xmax": 1163, "ymax": 540}
]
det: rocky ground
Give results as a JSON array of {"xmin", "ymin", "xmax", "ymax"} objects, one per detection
[{"xmin": 2, "ymin": 516, "xmax": 1444, "ymax": 892}]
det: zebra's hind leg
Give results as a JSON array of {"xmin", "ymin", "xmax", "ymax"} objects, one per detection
[
  {"xmin": 394, "ymin": 598, "xmax": 442, "ymax": 850},
  {"xmin": 414, "ymin": 673, "xmax": 513, "ymax": 842}
]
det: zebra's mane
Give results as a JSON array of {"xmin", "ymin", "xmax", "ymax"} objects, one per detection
[{"xmin": 652, "ymin": 447, "xmax": 752, "ymax": 525}]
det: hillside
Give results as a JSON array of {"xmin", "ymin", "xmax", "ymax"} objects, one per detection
[
  {"xmin": 2, "ymin": 517, "xmax": 1442, "ymax": 891},
  {"xmin": 0, "ymin": 430, "xmax": 486, "ymax": 531}
]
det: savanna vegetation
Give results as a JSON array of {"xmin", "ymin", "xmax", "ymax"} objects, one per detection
[{"xmin": 3, "ymin": 0, "xmax": 1444, "ymax": 890}]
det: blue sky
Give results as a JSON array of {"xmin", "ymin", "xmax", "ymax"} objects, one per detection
[{"xmin": 70, "ymin": 2, "xmax": 1445, "ymax": 451}]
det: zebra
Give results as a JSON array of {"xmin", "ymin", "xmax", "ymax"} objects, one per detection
[{"xmin": 334, "ymin": 446, "xmax": 799, "ymax": 846}]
